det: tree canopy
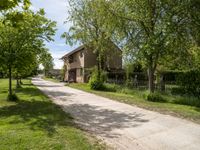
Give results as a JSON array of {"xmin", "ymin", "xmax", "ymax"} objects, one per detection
[
  {"xmin": 65, "ymin": 0, "xmax": 200, "ymax": 93},
  {"xmin": 0, "ymin": 7, "xmax": 56, "ymax": 100},
  {"xmin": 0, "ymin": 0, "xmax": 30, "ymax": 11}
]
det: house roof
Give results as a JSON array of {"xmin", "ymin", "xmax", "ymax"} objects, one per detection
[
  {"xmin": 61, "ymin": 42, "xmax": 122, "ymax": 60},
  {"xmin": 61, "ymin": 45, "xmax": 85, "ymax": 59}
]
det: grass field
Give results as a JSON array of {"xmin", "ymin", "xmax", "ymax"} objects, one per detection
[
  {"xmin": 0, "ymin": 79, "xmax": 104, "ymax": 150},
  {"xmin": 68, "ymin": 83, "xmax": 200, "ymax": 124}
]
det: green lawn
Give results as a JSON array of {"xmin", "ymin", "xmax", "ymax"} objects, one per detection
[
  {"xmin": 68, "ymin": 83, "xmax": 200, "ymax": 124},
  {"xmin": 0, "ymin": 79, "xmax": 104, "ymax": 150}
]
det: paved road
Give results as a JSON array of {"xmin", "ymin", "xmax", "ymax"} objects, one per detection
[{"xmin": 32, "ymin": 77, "xmax": 200, "ymax": 150}]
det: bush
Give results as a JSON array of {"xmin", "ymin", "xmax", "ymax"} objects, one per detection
[
  {"xmin": 7, "ymin": 93, "xmax": 19, "ymax": 101},
  {"xmin": 171, "ymin": 87, "xmax": 186, "ymax": 95},
  {"xmin": 174, "ymin": 97, "xmax": 200, "ymax": 107},
  {"xmin": 89, "ymin": 79, "xmax": 105, "ymax": 90},
  {"xmin": 147, "ymin": 93, "xmax": 166, "ymax": 102},
  {"xmin": 88, "ymin": 68, "xmax": 107, "ymax": 90},
  {"xmin": 177, "ymin": 69, "xmax": 200, "ymax": 97},
  {"xmin": 159, "ymin": 70, "xmax": 183, "ymax": 83},
  {"xmin": 104, "ymin": 83, "xmax": 118, "ymax": 92}
]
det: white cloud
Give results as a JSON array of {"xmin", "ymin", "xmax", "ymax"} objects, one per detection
[{"xmin": 50, "ymin": 51, "xmax": 66, "ymax": 69}]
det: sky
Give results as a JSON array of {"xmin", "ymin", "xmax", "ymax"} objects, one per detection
[{"xmin": 30, "ymin": 0, "xmax": 78, "ymax": 69}]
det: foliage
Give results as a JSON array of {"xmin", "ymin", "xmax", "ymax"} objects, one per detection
[
  {"xmin": 39, "ymin": 49, "xmax": 54, "ymax": 76},
  {"xmin": 88, "ymin": 67, "xmax": 107, "ymax": 90},
  {"xmin": 0, "ymin": 9, "xmax": 56, "ymax": 97},
  {"xmin": 147, "ymin": 93, "xmax": 166, "ymax": 102},
  {"xmin": 158, "ymin": 70, "xmax": 183, "ymax": 83},
  {"xmin": 64, "ymin": 0, "xmax": 200, "ymax": 94},
  {"xmin": 174, "ymin": 97, "xmax": 200, "ymax": 108},
  {"xmin": 0, "ymin": 0, "xmax": 30, "ymax": 11},
  {"xmin": 100, "ymin": 0, "xmax": 193, "ymax": 92},
  {"xmin": 177, "ymin": 69, "xmax": 200, "ymax": 97},
  {"xmin": 63, "ymin": 0, "xmax": 117, "ymax": 73},
  {"xmin": 66, "ymin": 0, "xmax": 200, "ymax": 93},
  {"xmin": 171, "ymin": 87, "xmax": 186, "ymax": 95}
]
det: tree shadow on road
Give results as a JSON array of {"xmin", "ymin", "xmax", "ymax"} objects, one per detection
[{"xmin": 62, "ymin": 103, "xmax": 149, "ymax": 138}]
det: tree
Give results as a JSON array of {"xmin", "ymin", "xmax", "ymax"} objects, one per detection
[
  {"xmin": 97, "ymin": 0, "xmax": 195, "ymax": 93},
  {"xmin": 0, "ymin": 9, "xmax": 56, "ymax": 100},
  {"xmin": 39, "ymin": 49, "xmax": 54, "ymax": 76},
  {"xmin": 65, "ymin": 0, "xmax": 200, "ymax": 93},
  {"xmin": 0, "ymin": 0, "xmax": 30, "ymax": 11},
  {"xmin": 63, "ymin": 0, "xmax": 115, "ymax": 80}
]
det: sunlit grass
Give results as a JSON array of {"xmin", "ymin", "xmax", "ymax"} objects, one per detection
[{"xmin": 0, "ymin": 79, "xmax": 104, "ymax": 150}]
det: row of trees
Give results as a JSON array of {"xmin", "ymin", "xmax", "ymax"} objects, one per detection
[
  {"xmin": 0, "ymin": 1, "xmax": 55, "ymax": 100},
  {"xmin": 64, "ymin": 0, "xmax": 200, "ymax": 93}
]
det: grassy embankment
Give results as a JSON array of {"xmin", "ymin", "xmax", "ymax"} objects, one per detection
[
  {"xmin": 0, "ymin": 79, "xmax": 105, "ymax": 150},
  {"xmin": 68, "ymin": 83, "xmax": 200, "ymax": 124}
]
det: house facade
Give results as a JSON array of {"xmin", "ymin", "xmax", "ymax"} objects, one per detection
[{"xmin": 61, "ymin": 45, "xmax": 122, "ymax": 83}]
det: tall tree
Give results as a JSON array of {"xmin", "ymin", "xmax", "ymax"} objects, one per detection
[
  {"xmin": 0, "ymin": 9, "xmax": 56, "ymax": 100},
  {"xmin": 63, "ymin": 0, "xmax": 115, "ymax": 80},
  {"xmin": 99, "ymin": 0, "xmax": 194, "ymax": 92}
]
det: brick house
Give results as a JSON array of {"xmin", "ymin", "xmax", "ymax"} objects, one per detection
[{"xmin": 61, "ymin": 44, "xmax": 122, "ymax": 83}]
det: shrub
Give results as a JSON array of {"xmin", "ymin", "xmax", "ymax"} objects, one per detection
[
  {"xmin": 159, "ymin": 70, "xmax": 183, "ymax": 84},
  {"xmin": 174, "ymin": 97, "xmax": 200, "ymax": 107},
  {"xmin": 147, "ymin": 93, "xmax": 166, "ymax": 102},
  {"xmin": 88, "ymin": 68, "xmax": 107, "ymax": 90},
  {"xmin": 177, "ymin": 69, "xmax": 200, "ymax": 97},
  {"xmin": 125, "ymin": 79, "xmax": 133, "ymax": 88},
  {"xmin": 89, "ymin": 79, "xmax": 105, "ymax": 90},
  {"xmin": 171, "ymin": 87, "xmax": 186, "ymax": 95},
  {"xmin": 104, "ymin": 83, "xmax": 118, "ymax": 92},
  {"xmin": 7, "ymin": 93, "xmax": 19, "ymax": 101}
]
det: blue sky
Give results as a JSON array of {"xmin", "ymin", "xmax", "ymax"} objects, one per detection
[{"xmin": 30, "ymin": 0, "xmax": 78, "ymax": 69}]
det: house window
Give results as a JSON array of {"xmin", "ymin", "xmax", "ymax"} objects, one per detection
[
  {"xmin": 80, "ymin": 51, "xmax": 83, "ymax": 57},
  {"xmin": 69, "ymin": 56, "xmax": 73, "ymax": 63}
]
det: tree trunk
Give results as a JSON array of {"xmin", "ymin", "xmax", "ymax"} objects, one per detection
[
  {"xmin": 16, "ymin": 78, "xmax": 20, "ymax": 88},
  {"xmin": 160, "ymin": 74, "xmax": 165, "ymax": 92},
  {"xmin": 97, "ymin": 52, "xmax": 101, "ymax": 81},
  {"xmin": 148, "ymin": 66, "xmax": 155, "ymax": 93},
  {"xmin": 20, "ymin": 78, "xmax": 23, "ymax": 84},
  {"xmin": 97, "ymin": 60, "xmax": 101, "ymax": 81},
  {"xmin": 8, "ymin": 66, "xmax": 12, "ymax": 96}
]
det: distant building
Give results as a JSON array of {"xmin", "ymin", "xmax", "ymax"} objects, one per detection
[{"xmin": 61, "ymin": 44, "xmax": 122, "ymax": 83}]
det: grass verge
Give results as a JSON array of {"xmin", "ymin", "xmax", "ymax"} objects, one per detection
[
  {"xmin": 0, "ymin": 79, "xmax": 105, "ymax": 150},
  {"xmin": 68, "ymin": 83, "xmax": 200, "ymax": 124}
]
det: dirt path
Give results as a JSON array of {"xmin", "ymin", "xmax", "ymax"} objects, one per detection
[{"xmin": 32, "ymin": 77, "xmax": 200, "ymax": 150}]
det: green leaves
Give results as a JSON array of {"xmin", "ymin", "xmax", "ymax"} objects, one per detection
[
  {"xmin": 0, "ymin": 0, "xmax": 31, "ymax": 11},
  {"xmin": 0, "ymin": 9, "xmax": 56, "ymax": 78}
]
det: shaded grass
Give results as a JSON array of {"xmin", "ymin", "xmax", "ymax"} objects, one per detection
[
  {"xmin": 68, "ymin": 83, "xmax": 200, "ymax": 124},
  {"xmin": 0, "ymin": 79, "xmax": 105, "ymax": 150}
]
